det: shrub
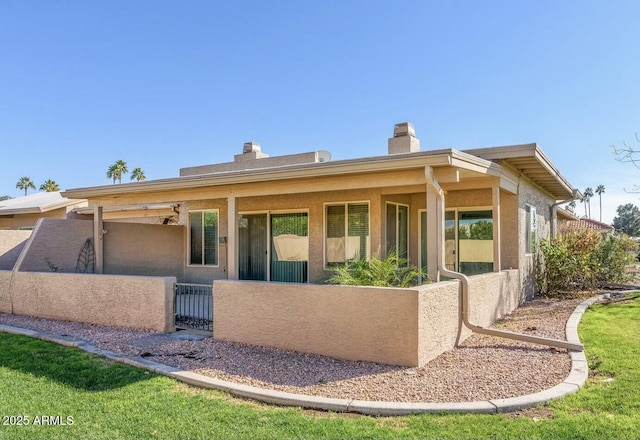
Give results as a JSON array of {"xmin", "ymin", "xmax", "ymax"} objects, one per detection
[
  {"xmin": 536, "ymin": 229, "xmax": 638, "ymax": 296},
  {"xmin": 326, "ymin": 253, "xmax": 429, "ymax": 288}
]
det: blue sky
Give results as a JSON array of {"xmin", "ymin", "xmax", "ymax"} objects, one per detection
[{"xmin": 2, "ymin": 0, "xmax": 639, "ymax": 223}]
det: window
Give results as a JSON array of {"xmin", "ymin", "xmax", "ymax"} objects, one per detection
[
  {"xmin": 386, "ymin": 202, "xmax": 408, "ymax": 261},
  {"xmin": 189, "ymin": 210, "xmax": 219, "ymax": 266},
  {"xmin": 325, "ymin": 202, "xmax": 369, "ymax": 265},
  {"xmin": 526, "ymin": 205, "xmax": 537, "ymax": 254}
]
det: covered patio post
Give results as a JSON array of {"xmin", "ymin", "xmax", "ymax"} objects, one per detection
[
  {"xmin": 492, "ymin": 185, "xmax": 501, "ymax": 272},
  {"xmin": 227, "ymin": 194, "xmax": 238, "ymax": 280},
  {"xmin": 93, "ymin": 205, "xmax": 104, "ymax": 274},
  {"xmin": 425, "ymin": 167, "xmax": 441, "ymax": 282}
]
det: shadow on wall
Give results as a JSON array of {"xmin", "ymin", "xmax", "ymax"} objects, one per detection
[
  {"xmin": 11, "ymin": 218, "xmax": 185, "ymax": 280},
  {"xmin": 16, "ymin": 218, "xmax": 93, "ymax": 273},
  {"xmin": 103, "ymin": 221, "xmax": 184, "ymax": 279},
  {"xmin": 522, "ymin": 256, "xmax": 537, "ymax": 300},
  {"xmin": 0, "ymin": 230, "xmax": 32, "ymax": 271}
]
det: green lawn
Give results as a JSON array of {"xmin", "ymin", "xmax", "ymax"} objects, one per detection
[{"xmin": 0, "ymin": 293, "xmax": 638, "ymax": 440}]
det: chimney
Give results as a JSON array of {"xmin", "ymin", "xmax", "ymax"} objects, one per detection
[
  {"xmin": 234, "ymin": 142, "xmax": 269, "ymax": 162},
  {"xmin": 388, "ymin": 122, "xmax": 420, "ymax": 154}
]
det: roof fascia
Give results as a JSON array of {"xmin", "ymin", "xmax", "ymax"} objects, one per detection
[
  {"xmin": 0, "ymin": 199, "xmax": 85, "ymax": 216},
  {"xmin": 73, "ymin": 203, "xmax": 176, "ymax": 215},
  {"xmin": 63, "ymin": 149, "xmax": 499, "ymax": 200},
  {"xmin": 464, "ymin": 143, "xmax": 574, "ymax": 197}
]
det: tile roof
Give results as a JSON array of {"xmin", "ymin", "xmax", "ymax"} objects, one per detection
[{"xmin": 562, "ymin": 218, "xmax": 614, "ymax": 232}]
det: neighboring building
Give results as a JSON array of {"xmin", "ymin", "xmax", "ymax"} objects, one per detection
[
  {"xmin": 0, "ymin": 192, "xmax": 87, "ymax": 230},
  {"xmin": 0, "ymin": 192, "xmax": 178, "ymax": 230},
  {"xmin": 560, "ymin": 216, "xmax": 615, "ymax": 236},
  {"xmin": 61, "ymin": 122, "xmax": 577, "ymax": 297}
]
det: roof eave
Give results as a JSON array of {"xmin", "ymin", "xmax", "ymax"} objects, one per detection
[
  {"xmin": 463, "ymin": 143, "xmax": 575, "ymax": 199},
  {"xmin": 0, "ymin": 200, "xmax": 84, "ymax": 216},
  {"xmin": 62, "ymin": 149, "xmax": 498, "ymax": 200}
]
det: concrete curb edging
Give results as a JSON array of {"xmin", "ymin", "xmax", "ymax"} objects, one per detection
[{"xmin": 0, "ymin": 294, "xmax": 619, "ymax": 416}]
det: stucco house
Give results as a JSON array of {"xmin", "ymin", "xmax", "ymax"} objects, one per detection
[
  {"xmin": 0, "ymin": 191, "xmax": 87, "ymax": 230},
  {"xmin": 61, "ymin": 122, "xmax": 575, "ymax": 289},
  {"xmin": 560, "ymin": 216, "xmax": 615, "ymax": 236},
  {"xmin": 0, "ymin": 191, "xmax": 178, "ymax": 230},
  {"xmin": 1, "ymin": 122, "xmax": 580, "ymax": 367}
]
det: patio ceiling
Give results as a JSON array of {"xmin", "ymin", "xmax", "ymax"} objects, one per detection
[{"xmin": 463, "ymin": 143, "xmax": 575, "ymax": 200}]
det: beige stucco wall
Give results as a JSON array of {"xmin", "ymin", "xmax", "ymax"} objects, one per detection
[
  {"xmin": 417, "ymin": 281, "xmax": 461, "ymax": 365},
  {"xmin": 466, "ymin": 269, "xmax": 522, "ymax": 326},
  {"xmin": 17, "ymin": 218, "xmax": 93, "ymax": 272},
  {"xmin": 214, "ymin": 280, "xmax": 422, "ymax": 366},
  {"xmin": 446, "ymin": 188, "xmax": 492, "ymax": 207},
  {"xmin": 0, "ymin": 271, "xmax": 12, "ymax": 313},
  {"xmin": 14, "ymin": 218, "xmax": 184, "ymax": 279},
  {"xmin": 180, "ymin": 151, "xmax": 322, "ymax": 176},
  {"xmin": 0, "ymin": 230, "xmax": 32, "ymax": 270},
  {"xmin": 500, "ymin": 191, "xmax": 519, "ymax": 270},
  {"xmin": 214, "ymin": 270, "xmax": 522, "ymax": 367},
  {"xmin": 517, "ymin": 176, "xmax": 554, "ymax": 298},
  {"xmin": 418, "ymin": 270, "xmax": 521, "ymax": 365},
  {"xmin": 0, "ymin": 206, "xmax": 73, "ymax": 230},
  {"xmin": 2, "ymin": 271, "xmax": 175, "ymax": 332},
  {"xmin": 103, "ymin": 221, "xmax": 184, "ymax": 279}
]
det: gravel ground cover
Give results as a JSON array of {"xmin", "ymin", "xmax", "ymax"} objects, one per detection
[{"xmin": 0, "ymin": 297, "xmax": 583, "ymax": 403}]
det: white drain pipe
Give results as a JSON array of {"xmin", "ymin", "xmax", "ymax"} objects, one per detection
[{"xmin": 425, "ymin": 167, "xmax": 583, "ymax": 352}]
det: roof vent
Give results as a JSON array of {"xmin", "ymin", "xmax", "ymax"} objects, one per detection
[
  {"xmin": 317, "ymin": 150, "xmax": 331, "ymax": 163},
  {"xmin": 388, "ymin": 122, "xmax": 420, "ymax": 154},
  {"xmin": 393, "ymin": 122, "xmax": 415, "ymax": 138},
  {"xmin": 243, "ymin": 142, "xmax": 262, "ymax": 154},
  {"xmin": 236, "ymin": 142, "xmax": 269, "ymax": 162}
]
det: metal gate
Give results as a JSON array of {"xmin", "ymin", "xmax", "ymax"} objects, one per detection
[{"xmin": 174, "ymin": 283, "xmax": 213, "ymax": 332}]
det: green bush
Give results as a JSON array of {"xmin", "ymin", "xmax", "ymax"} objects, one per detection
[
  {"xmin": 536, "ymin": 229, "xmax": 638, "ymax": 296},
  {"xmin": 326, "ymin": 253, "xmax": 429, "ymax": 288}
]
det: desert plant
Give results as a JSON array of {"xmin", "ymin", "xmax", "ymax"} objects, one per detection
[
  {"xmin": 44, "ymin": 258, "xmax": 59, "ymax": 272},
  {"xmin": 536, "ymin": 229, "xmax": 638, "ymax": 296},
  {"xmin": 592, "ymin": 232, "xmax": 638, "ymax": 284},
  {"xmin": 326, "ymin": 252, "xmax": 429, "ymax": 288}
]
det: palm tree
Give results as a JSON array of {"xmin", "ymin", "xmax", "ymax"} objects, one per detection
[
  {"xmin": 130, "ymin": 167, "xmax": 146, "ymax": 182},
  {"xmin": 39, "ymin": 179, "xmax": 60, "ymax": 192},
  {"xmin": 580, "ymin": 194, "xmax": 588, "ymax": 217},
  {"xmin": 595, "ymin": 184, "xmax": 605, "ymax": 222},
  {"xmin": 16, "ymin": 176, "xmax": 36, "ymax": 196},
  {"xmin": 106, "ymin": 159, "xmax": 128, "ymax": 184},
  {"xmin": 567, "ymin": 200, "xmax": 576, "ymax": 213},
  {"xmin": 583, "ymin": 187, "xmax": 594, "ymax": 219},
  {"xmin": 106, "ymin": 164, "xmax": 117, "ymax": 184}
]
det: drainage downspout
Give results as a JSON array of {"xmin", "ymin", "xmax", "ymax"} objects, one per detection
[{"xmin": 424, "ymin": 166, "xmax": 583, "ymax": 352}]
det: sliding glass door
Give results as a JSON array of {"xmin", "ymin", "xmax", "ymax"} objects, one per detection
[
  {"xmin": 238, "ymin": 212, "xmax": 309, "ymax": 283},
  {"xmin": 270, "ymin": 212, "xmax": 308, "ymax": 283}
]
